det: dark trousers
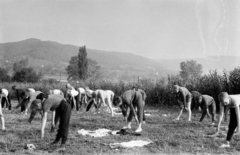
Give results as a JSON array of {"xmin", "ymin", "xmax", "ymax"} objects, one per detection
[
  {"xmin": 226, "ymin": 108, "xmax": 237, "ymax": 141},
  {"xmin": 20, "ymin": 98, "xmax": 30, "ymax": 112},
  {"xmin": 69, "ymin": 95, "xmax": 79, "ymax": 111},
  {"xmin": 127, "ymin": 93, "xmax": 144, "ymax": 123},
  {"xmin": 1, "ymin": 95, "xmax": 11, "ymax": 110},
  {"xmin": 55, "ymin": 100, "xmax": 72, "ymax": 144},
  {"xmin": 20, "ymin": 97, "xmax": 26, "ymax": 112}
]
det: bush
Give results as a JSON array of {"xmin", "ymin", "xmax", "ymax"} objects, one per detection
[
  {"xmin": 0, "ymin": 67, "xmax": 11, "ymax": 82},
  {"xmin": 12, "ymin": 67, "xmax": 42, "ymax": 83},
  {"xmin": 229, "ymin": 68, "xmax": 240, "ymax": 94}
]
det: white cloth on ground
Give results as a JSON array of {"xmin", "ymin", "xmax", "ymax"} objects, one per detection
[
  {"xmin": 78, "ymin": 128, "xmax": 118, "ymax": 137},
  {"xmin": 109, "ymin": 140, "xmax": 152, "ymax": 148}
]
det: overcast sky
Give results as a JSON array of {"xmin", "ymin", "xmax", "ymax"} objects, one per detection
[{"xmin": 0, "ymin": 0, "xmax": 239, "ymax": 59}]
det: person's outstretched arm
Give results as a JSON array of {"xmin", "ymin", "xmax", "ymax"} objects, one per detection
[
  {"xmin": 235, "ymin": 104, "xmax": 240, "ymax": 134},
  {"xmin": 214, "ymin": 103, "xmax": 224, "ymax": 136}
]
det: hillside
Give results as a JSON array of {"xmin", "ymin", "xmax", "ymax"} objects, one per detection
[{"xmin": 0, "ymin": 38, "xmax": 173, "ymax": 80}]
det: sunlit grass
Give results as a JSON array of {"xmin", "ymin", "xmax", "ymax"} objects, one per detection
[{"xmin": 0, "ymin": 101, "xmax": 239, "ymax": 154}]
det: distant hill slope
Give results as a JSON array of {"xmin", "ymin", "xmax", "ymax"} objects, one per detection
[
  {"xmin": 157, "ymin": 56, "xmax": 240, "ymax": 73},
  {"xmin": 0, "ymin": 38, "xmax": 173, "ymax": 79}
]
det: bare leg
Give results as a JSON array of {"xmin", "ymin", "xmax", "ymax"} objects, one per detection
[
  {"xmin": 175, "ymin": 108, "xmax": 183, "ymax": 120},
  {"xmin": 0, "ymin": 104, "xmax": 5, "ymax": 130},
  {"xmin": 186, "ymin": 102, "xmax": 192, "ymax": 121},
  {"xmin": 107, "ymin": 97, "xmax": 114, "ymax": 117}
]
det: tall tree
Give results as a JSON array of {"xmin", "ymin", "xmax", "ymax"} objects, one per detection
[
  {"xmin": 180, "ymin": 60, "xmax": 203, "ymax": 84},
  {"xmin": 66, "ymin": 56, "xmax": 79, "ymax": 80},
  {"xmin": 78, "ymin": 46, "xmax": 88, "ymax": 80},
  {"xmin": 66, "ymin": 45, "xmax": 101, "ymax": 80}
]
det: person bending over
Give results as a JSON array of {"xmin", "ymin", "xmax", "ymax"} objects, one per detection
[
  {"xmin": 198, "ymin": 95, "xmax": 216, "ymax": 124},
  {"xmin": 0, "ymin": 88, "xmax": 11, "ymax": 110},
  {"xmin": 86, "ymin": 89, "xmax": 115, "ymax": 116},
  {"xmin": 12, "ymin": 86, "xmax": 36, "ymax": 113},
  {"xmin": 15, "ymin": 91, "xmax": 42, "ymax": 115},
  {"xmin": 113, "ymin": 90, "xmax": 145, "ymax": 132},
  {"xmin": 212, "ymin": 92, "xmax": 240, "ymax": 148},
  {"xmin": 173, "ymin": 85, "xmax": 192, "ymax": 121},
  {"xmin": 29, "ymin": 94, "xmax": 70, "ymax": 150},
  {"xmin": 48, "ymin": 89, "xmax": 64, "ymax": 96},
  {"xmin": 191, "ymin": 91, "xmax": 202, "ymax": 111},
  {"xmin": 66, "ymin": 89, "xmax": 80, "ymax": 111},
  {"xmin": 132, "ymin": 87, "xmax": 147, "ymax": 123}
]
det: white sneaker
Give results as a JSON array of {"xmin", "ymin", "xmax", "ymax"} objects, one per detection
[{"xmin": 219, "ymin": 144, "xmax": 230, "ymax": 148}]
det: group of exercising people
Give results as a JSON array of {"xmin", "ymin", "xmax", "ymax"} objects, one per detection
[
  {"xmin": 173, "ymin": 85, "xmax": 240, "ymax": 148},
  {"xmin": 0, "ymin": 83, "xmax": 240, "ymax": 149}
]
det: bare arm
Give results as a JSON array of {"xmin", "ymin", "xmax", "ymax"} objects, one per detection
[
  {"xmin": 235, "ymin": 105, "xmax": 240, "ymax": 134},
  {"xmin": 129, "ymin": 101, "xmax": 138, "ymax": 124},
  {"xmin": 51, "ymin": 110, "xmax": 56, "ymax": 128},
  {"xmin": 216, "ymin": 104, "xmax": 224, "ymax": 134},
  {"xmin": 41, "ymin": 112, "xmax": 48, "ymax": 139},
  {"xmin": 204, "ymin": 99, "xmax": 211, "ymax": 117}
]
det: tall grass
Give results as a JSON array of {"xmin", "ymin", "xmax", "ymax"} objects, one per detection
[{"xmin": 2, "ymin": 68, "xmax": 240, "ymax": 109}]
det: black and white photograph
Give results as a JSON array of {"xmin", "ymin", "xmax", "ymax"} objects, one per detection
[{"xmin": 0, "ymin": 0, "xmax": 240, "ymax": 154}]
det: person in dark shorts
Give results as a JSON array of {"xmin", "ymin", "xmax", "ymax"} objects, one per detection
[
  {"xmin": 191, "ymin": 91, "xmax": 202, "ymax": 111},
  {"xmin": 113, "ymin": 90, "xmax": 145, "ymax": 132},
  {"xmin": 173, "ymin": 85, "xmax": 192, "ymax": 121},
  {"xmin": 198, "ymin": 95, "xmax": 216, "ymax": 124}
]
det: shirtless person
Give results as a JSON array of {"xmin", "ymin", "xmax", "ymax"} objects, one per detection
[
  {"xmin": 198, "ymin": 95, "xmax": 216, "ymax": 124},
  {"xmin": 211, "ymin": 92, "xmax": 240, "ymax": 148},
  {"xmin": 86, "ymin": 89, "xmax": 115, "ymax": 117},
  {"xmin": 113, "ymin": 90, "xmax": 145, "ymax": 132},
  {"xmin": 0, "ymin": 88, "xmax": 11, "ymax": 110},
  {"xmin": 66, "ymin": 84, "xmax": 80, "ymax": 111},
  {"xmin": 28, "ymin": 93, "xmax": 70, "ymax": 147},
  {"xmin": 173, "ymin": 85, "xmax": 192, "ymax": 121}
]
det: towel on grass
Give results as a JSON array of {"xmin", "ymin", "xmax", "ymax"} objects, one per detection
[
  {"xmin": 78, "ymin": 128, "xmax": 114, "ymax": 137},
  {"xmin": 109, "ymin": 140, "xmax": 152, "ymax": 148},
  {"xmin": 78, "ymin": 128, "xmax": 141, "ymax": 137}
]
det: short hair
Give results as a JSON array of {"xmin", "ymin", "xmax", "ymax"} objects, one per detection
[
  {"xmin": 12, "ymin": 85, "xmax": 17, "ymax": 90},
  {"xmin": 218, "ymin": 92, "xmax": 229, "ymax": 102},
  {"xmin": 113, "ymin": 96, "xmax": 122, "ymax": 107},
  {"xmin": 30, "ymin": 99, "xmax": 42, "ymax": 110},
  {"xmin": 36, "ymin": 93, "xmax": 48, "ymax": 100}
]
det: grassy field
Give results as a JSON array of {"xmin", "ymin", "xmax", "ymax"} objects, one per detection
[{"xmin": 0, "ymin": 101, "xmax": 240, "ymax": 155}]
